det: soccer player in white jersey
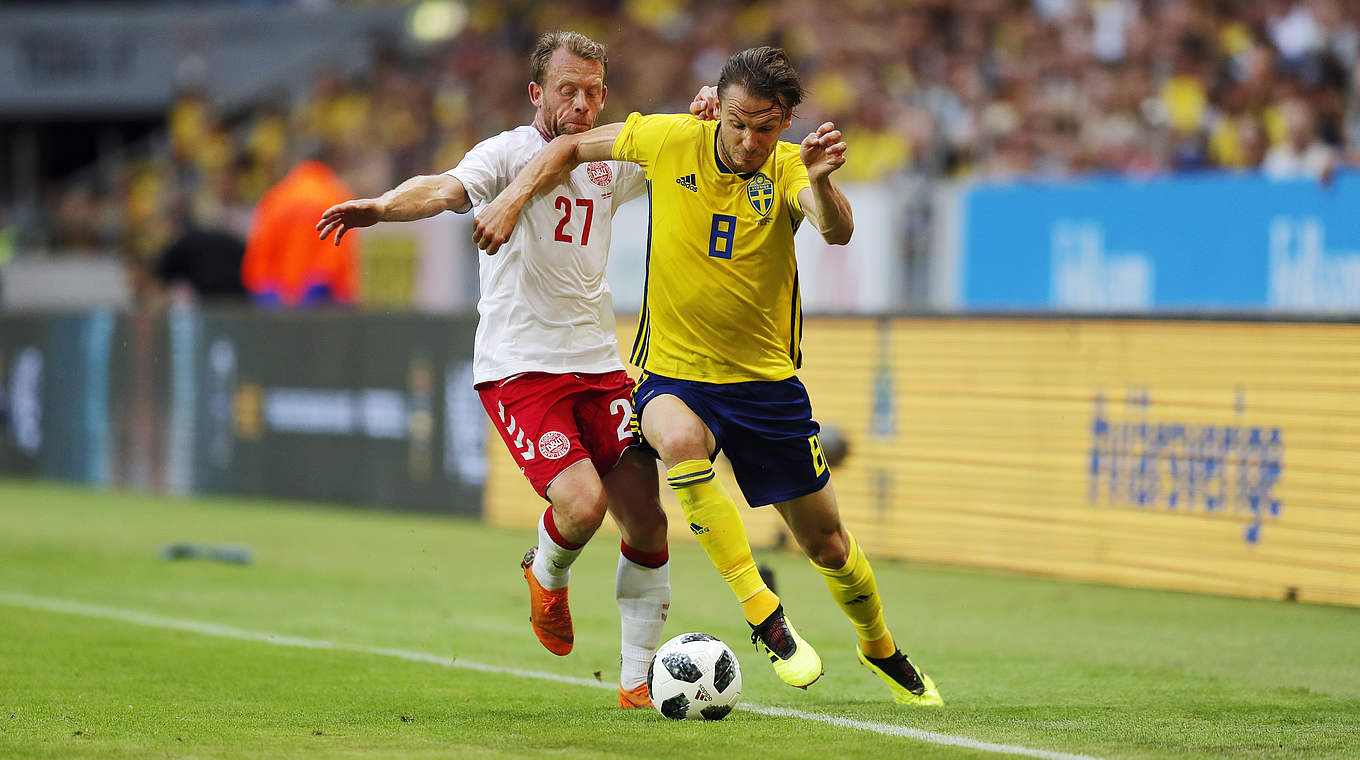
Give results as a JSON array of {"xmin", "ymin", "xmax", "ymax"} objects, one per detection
[{"xmin": 316, "ymin": 31, "xmax": 669, "ymax": 709}]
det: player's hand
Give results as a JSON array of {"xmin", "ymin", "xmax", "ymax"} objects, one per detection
[
  {"xmin": 472, "ymin": 196, "xmax": 518, "ymax": 256},
  {"xmin": 690, "ymin": 85, "xmax": 719, "ymax": 121},
  {"xmin": 800, "ymin": 122, "xmax": 847, "ymax": 182},
  {"xmin": 316, "ymin": 199, "xmax": 382, "ymax": 245}
]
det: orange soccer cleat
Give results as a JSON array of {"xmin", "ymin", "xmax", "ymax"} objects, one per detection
[
  {"xmin": 521, "ymin": 547, "xmax": 574, "ymax": 655},
  {"xmin": 617, "ymin": 683, "xmax": 652, "ymax": 709}
]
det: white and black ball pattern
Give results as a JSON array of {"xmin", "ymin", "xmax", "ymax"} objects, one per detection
[{"xmin": 647, "ymin": 632, "xmax": 743, "ymax": 720}]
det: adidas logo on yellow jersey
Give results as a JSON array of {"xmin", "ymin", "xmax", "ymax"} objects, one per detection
[{"xmin": 675, "ymin": 174, "xmax": 698, "ymax": 192}]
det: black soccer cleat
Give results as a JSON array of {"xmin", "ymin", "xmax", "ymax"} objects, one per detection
[
  {"xmin": 857, "ymin": 647, "xmax": 944, "ymax": 706},
  {"xmin": 748, "ymin": 605, "xmax": 823, "ymax": 688}
]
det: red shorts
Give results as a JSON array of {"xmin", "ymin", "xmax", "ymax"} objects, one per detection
[{"xmin": 478, "ymin": 370, "xmax": 638, "ymax": 498}]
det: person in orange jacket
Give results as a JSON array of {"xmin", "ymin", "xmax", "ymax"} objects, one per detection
[{"xmin": 242, "ymin": 159, "xmax": 358, "ymax": 306}]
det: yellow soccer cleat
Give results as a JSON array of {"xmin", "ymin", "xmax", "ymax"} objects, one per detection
[
  {"xmin": 521, "ymin": 547, "xmax": 573, "ymax": 656},
  {"xmin": 857, "ymin": 647, "xmax": 944, "ymax": 706},
  {"xmin": 617, "ymin": 683, "xmax": 652, "ymax": 709},
  {"xmin": 749, "ymin": 605, "xmax": 823, "ymax": 688}
]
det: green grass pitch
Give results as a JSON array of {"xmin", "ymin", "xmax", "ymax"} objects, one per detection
[{"xmin": 1, "ymin": 479, "xmax": 1357, "ymax": 759}]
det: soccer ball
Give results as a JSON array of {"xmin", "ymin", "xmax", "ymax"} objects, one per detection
[{"xmin": 647, "ymin": 632, "xmax": 742, "ymax": 720}]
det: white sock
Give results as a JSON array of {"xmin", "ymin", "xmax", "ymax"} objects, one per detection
[
  {"xmin": 616, "ymin": 553, "xmax": 670, "ymax": 689},
  {"xmin": 532, "ymin": 508, "xmax": 583, "ymax": 591}
]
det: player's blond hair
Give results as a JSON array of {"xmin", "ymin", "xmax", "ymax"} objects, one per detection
[{"xmin": 529, "ymin": 31, "xmax": 608, "ymax": 85}]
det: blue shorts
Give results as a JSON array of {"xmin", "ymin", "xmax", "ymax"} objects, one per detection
[{"xmin": 633, "ymin": 372, "xmax": 831, "ymax": 507}]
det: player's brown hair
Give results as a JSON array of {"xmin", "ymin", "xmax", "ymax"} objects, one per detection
[
  {"xmin": 717, "ymin": 46, "xmax": 805, "ymax": 114},
  {"xmin": 529, "ymin": 31, "xmax": 608, "ymax": 85}
]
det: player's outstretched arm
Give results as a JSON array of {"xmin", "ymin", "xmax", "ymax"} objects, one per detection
[
  {"xmin": 316, "ymin": 174, "xmax": 471, "ymax": 245},
  {"xmin": 472, "ymin": 123, "xmax": 624, "ymax": 255},
  {"xmin": 798, "ymin": 121, "xmax": 853, "ymax": 246}
]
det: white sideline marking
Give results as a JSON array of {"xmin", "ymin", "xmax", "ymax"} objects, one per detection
[{"xmin": 1, "ymin": 591, "xmax": 1104, "ymax": 760}]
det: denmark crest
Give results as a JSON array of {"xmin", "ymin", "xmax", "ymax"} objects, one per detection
[
  {"xmin": 538, "ymin": 430, "xmax": 571, "ymax": 459},
  {"xmin": 747, "ymin": 173, "xmax": 774, "ymax": 216},
  {"xmin": 586, "ymin": 162, "xmax": 612, "ymax": 187}
]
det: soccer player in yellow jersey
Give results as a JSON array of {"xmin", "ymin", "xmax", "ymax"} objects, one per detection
[{"xmin": 474, "ymin": 47, "xmax": 943, "ymax": 706}]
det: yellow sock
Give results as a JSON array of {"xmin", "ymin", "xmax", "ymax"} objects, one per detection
[
  {"xmin": 667, "ymin": 460, "xmax": 779, "ymax": 625},
  {"xmin": 812, "ymin": 531, "xmax": 893, "ymax": 655}
]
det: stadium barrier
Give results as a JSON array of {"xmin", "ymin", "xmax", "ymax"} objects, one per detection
[
  {"xmin": 485, "ymin": 316, "xmax": 1360, "ymax": 607},
  {"xmin": 0, "ymin": 309, "xmax": 485, "ymax": 515},
  {"xmin": 2, "ymin": 309, "xmax": 1356, "ymax": 605}
]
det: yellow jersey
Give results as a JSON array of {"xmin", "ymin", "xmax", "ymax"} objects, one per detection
[{"xmin": 613, "ymin": 112, "xmax": 812, "ymax": 383}]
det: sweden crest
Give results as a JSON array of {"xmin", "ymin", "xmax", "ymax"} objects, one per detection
[{"xmin": 747, "ymin": 173, "xmax": 774, "ymax": 216}]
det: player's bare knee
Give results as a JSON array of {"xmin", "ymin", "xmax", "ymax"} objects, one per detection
[
  {"xmin": 641, "ymin": 398, "xmax": 712, "ymax": 464},
  {"xmin": 567, "ymin": 494, "xmax": 608, "ymax": 535},
  {"xmin": 648, "ymin": 422, "xmax": 709, "ymax": 465},
  {"xmin": 581, "ymin": 487, "xmax": 610, "ymax": 530},
  {"xmin": 639, "ymin": 506, "xmax": 668, "ymax": 546},
  {"xmin": 624, "ymin": 491, "xmax": 666, "ymax": 527},
  {"xmin": 807, "ymin": 531, "xmax": 850, "ymax": 569},
  {"xmin": 551, "ymin": 473, "xmax": 608, "ymax": 534},
  {"xmin": 615, "ymin": 497, "xmax": 664, "ymax": 538},
  {"xmin": 815, "ymin": 545, "xmax": 849, "ymax": 569}
]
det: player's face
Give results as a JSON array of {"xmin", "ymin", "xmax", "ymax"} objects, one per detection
[
  {"xmin": 530, "ymin": 49, "xmax": 607, "ymax": 139},
  {"xmin": 715, "ymin": 84, "xmax": 792, "ymax": 173}
]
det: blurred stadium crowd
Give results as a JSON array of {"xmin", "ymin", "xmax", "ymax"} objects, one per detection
[{"xmin": 13, "ymin": 0, "xmax": 1360, "ymax": 300}]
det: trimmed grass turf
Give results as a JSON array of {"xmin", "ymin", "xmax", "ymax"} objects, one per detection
[{"xmin": 1, "ymin": 479, "xmax": 1357, "ymax": 759}]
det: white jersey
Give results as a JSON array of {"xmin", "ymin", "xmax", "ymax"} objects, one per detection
[{"xmin": 448, "ymin": 126, "xmax": 646, "ymax": 385}]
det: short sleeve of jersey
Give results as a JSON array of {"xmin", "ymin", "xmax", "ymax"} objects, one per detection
[
  {"xmin": 777, "ymin": 141, "xmax": 811, "ymax": 219},
  {"xmin": 613, "ymin": 113, "xmax": 692, "ymax": 177},
  {"xmin": 613, "ymin": 162, "xmax": 647, "ymax": 204},
  {"xmin": 445, "ymin": 133, "xmax": 511, "ymax": 206}
]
